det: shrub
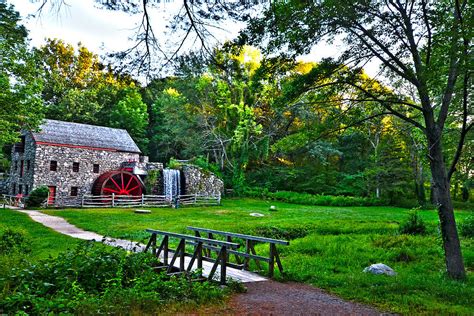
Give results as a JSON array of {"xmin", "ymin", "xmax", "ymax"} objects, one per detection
[
  {"xmin": 459, "ymin": 216, "xmax": 474, "ymax": 238},
  {"xmin": 0, "ymin": 242, "xmax": 225, "ymax": 314},
  {"xmin": 254, "ymin": 225, "xmax": 312, "ymax": 240},
  {"xmin": 26, "ymin": 186, "xmax": 49, "ymax": 207},
  {"xmin": 144, "ymin": 169, "xmax": 160, "ymax": 194},
  {"xmin": 399, "ymin": 210, "xmax": 426, "ymax": 235},
  {"xmin": 0, "ymin": 229, "xmax": 31, "ymax": 254},
  {"xmin": 242, "ymin": 187, "xmax": 386, "ymax": 207},
  {"xmin": 167, "ymin": 157, "xmax": 182, "ymax": 169},
  {"xmin": 190, "ymin": 156, "xmax": 223, "ymax": 178}
]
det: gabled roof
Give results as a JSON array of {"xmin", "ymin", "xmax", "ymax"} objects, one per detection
[{"xmin": 32, "ymin": 119, "xmax": 141, "ymax": 153}]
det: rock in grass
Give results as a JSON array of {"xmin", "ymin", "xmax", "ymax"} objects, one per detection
[
  {"xmin": 363, "ymin": 263, "xmax": 397, "ymax": 276},
  {"xmin": 269, "ymin": 205, "xmax": 277, "ymax": 212},
  {"xmin": 250, "ymin": 212, "xmax": 265, "ymax": 217},
  {"xmin": 135, "ymin": 209, "xmax": 151, "ymax": 214}
]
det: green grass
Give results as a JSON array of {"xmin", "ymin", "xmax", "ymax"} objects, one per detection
[
  {"xmin": 0, "ymin": 208, "xmax": 80, "ymax": 259},
  {"xmin": 41, "ymin": 198, "xmax": 474, "ymax": 314},
  {"xmin": 0, "ymin": 208, "xmax": 230, "ymax": 315}
]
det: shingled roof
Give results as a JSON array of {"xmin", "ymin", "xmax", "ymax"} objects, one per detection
[{"xmin": 32, "ymin": 120, "xmax": 141, "ymax": 153}]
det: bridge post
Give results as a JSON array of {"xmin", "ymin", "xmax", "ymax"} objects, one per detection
[{"xmin": 220, "ymin": 246, "xmax": 227, "ymax": 285}]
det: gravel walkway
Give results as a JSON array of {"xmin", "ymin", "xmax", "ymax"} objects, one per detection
[{"xmin": 18, "ymin": 209, "xmax": 144, "ymax": 251}]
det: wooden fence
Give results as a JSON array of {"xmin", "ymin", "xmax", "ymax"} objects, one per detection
[
  {"xmin": 2, "ymin": 194, "xmax": 26, "ymax": 208},
  {"xmin": 2, "ymin": 193, "xmax": 221, "ymax": 208},
  {"xmin": 62, "ymin": 193, "xmax": 220, "ymax": 208}
]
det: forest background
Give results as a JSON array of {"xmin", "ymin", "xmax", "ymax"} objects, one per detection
[{"xmin": 1, "ymin": 2, "xmax": 472, "ymax": 209}]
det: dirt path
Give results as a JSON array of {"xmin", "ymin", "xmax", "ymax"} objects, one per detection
[
  {"xmin": 199, "ymin": 280, "xmax": 383, "ymax": 315},
  {"xmin": 231, "ymin": 281, "xmax": 382, "ymax": 315}
]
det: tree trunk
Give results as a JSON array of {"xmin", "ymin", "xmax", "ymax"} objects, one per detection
[
  {"xmin": 412, "ymin": 154, "xmax": 426, "ymax": 206},
  {"xmin": 427, "ymin": 129, "xmax": 466, "ymax": 279}
]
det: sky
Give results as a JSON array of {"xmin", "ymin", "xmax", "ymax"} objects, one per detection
[{"xmin": 8, "ymin": 0, "xmax": 378, "ymax": 78}]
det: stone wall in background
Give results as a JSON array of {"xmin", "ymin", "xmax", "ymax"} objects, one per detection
[
  {"xmin": 9, "ymin": 132, "xmax": 36, "ymax": 195},
  {"xmin": 0, "ymin": 174, "xmax": 9, "ymax": 194},
  {"xmin": 182, "ymin": 165, "xmax": 224, "ymax": 196}
]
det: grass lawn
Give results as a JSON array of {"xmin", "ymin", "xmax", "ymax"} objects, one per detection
[
  {"xmin": 0, "ymin": 208, "xmax": 80, "ymax": 260},
  {"xmin": 42, "ymin": 198, "xmax": 474, "ymax": 314}
]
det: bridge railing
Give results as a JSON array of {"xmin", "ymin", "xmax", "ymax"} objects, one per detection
[
  {"xmin": 187, "ymin": 226, "xmax": 289, "ymax": 277},
  {"xmin": 144, "ymin": 228, "xmax": 239, "ymax": 284}
]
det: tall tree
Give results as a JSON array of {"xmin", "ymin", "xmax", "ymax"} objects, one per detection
[
  {"xmin": 241, "ymin": 0, "xmax": 472, "ymax": 279},
  {"xmin": 0, "ymin": 3, "xmax": 43, "ymax": 148},
  {"xmin": 36, "ymin": 39, "xmax": 149, "ymax": 152}
]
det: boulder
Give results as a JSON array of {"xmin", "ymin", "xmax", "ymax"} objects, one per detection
[{"xmin": 363, "ymin": 263, "xmax": 397, "ymax": 276}]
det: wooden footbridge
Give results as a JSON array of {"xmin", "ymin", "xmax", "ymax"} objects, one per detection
[
  {"xmin": 144, "ymin": 227, "xmax": 289, "ymax": 285},
  {"xmin": 7, "ymin": 208, "xmax": 288, "ymax": 285}
]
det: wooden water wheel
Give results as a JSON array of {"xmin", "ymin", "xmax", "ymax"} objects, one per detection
[{"xmin": 92, "ymin": 170, "xmax": 144, "ymax": 196}]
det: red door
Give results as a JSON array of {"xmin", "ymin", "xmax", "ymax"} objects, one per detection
[{"xmin": 48, "ymin": 186, "xmax": 56, "ymax": 205}]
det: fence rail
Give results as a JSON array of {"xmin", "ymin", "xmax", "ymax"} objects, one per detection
[
  {"xmin": 187, "ymin": 226, "xmax": 289, "ymax": 277},
  {"xmin": 2, "ymin": 194, "xmax": 26, "ymax": 208},
  {"xmin": 70, "ymin": 194, "xmax": 219, "ymax": 208},
  {"xmin": 3, "ymin": 193, "xmax": 221, "ymax": 209}
]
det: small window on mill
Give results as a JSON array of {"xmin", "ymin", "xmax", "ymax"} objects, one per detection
[
  {"xmin": 70, "ymin": 187, "xmax": 78, "ymax": 196},
  {"xmin": 73, "ymin": 162, "xmax": 79, "ymax": 172},
  {"xmin": 93, "ymin": 164, "xmax": 100, "ymax": 173},
  {"xmin": 50, "ymin": 161, "xmax": 57, "ymax": 171}
]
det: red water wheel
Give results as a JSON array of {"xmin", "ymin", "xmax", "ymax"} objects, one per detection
[{"xmin": 92, "ymin": 170, "xmax": 144, "ymax": 196}]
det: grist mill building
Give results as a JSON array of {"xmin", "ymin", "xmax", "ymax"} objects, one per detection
[{"xmin": 9, "ymin": 119, "xmax": 150, "ymax": 203}]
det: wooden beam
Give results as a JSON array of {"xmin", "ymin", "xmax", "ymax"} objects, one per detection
[
  {"xmin": 146, "ymin": 228, "xmax": 239, "ymax": 248},
  {"xmin": 187, "ymin": 226, "xmax": 290, "ymax": 245},
  {"xmin": 167, "ymin": 239, "xmax": 185, "ymax": 273},
  {"xmin": 269, "ymin": 243, "xmax": 275, "ymax": 277}
]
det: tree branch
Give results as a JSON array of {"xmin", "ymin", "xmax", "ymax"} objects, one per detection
[
  {"xmin": 437, "ymin": 4, "xmax": 462, "ymax": 129},
  {"xmin": 421, "ymin": 0, "xmax": 432, "ymax": 66}
]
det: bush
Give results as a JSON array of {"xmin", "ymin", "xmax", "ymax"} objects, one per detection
[
  {"xmin": 26, "ymin": 186, "xmax": 49, "ymax": 207},
  {"xmin": 0, "ymin": 242, "xmax": 225, "ymax": 314},
  {"xmin": 459, "ymin": 216, "xmax": 474, "ymax": 238},
  {"xmin": 190, "ymin": 156, "xmax": 223, "ymax": 178},
  {"xmin": 399, "ymin": 210, "xmax": 426, "ymax": 235},
  {"xmin": 242, "ymin": 187, "xmax": 386, "ymax": 207},
  {"xmin": 254, "ymin": 225, "xmax": 312, "ymax": 240},
  {"xmin": 167, "ymin": 157, "xmax": 182, "ymax": 169},
  {"xmin": 452, "ymin": 200, "xmax": 474, "ymax": 211},
  {"xmin": 0, "ymin": 229, "xmax": 31, "ymax": 254}
]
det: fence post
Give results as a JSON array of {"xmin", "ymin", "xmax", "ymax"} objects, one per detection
[
  {"xmin": 220, "ymin": 246, "xmax": 227, "ymax": 285},
  {"xmin": 81, "ymin": 195, "xmax": 84, "ymax": 207},
  {"xmin": 174, "ymin": 196, "xmax": 180, "ymax": 209},
  {"xmin": 141, "ymin": 194, "xmax": 144, "ymax": 206},
  {"xmin": 194, "ymin": 193, "xmax": 197, "ymax": 204},
  {"xmin": 269, "ymin": 243, "xmax": 275, "ymax": 278},
  {"xmin": 112, "ymin": 193, "xmax": 115, "ymax": 207},
  {"xmin": 217, "ymin": 192, "xmax": 221, "ymax": 205}
]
